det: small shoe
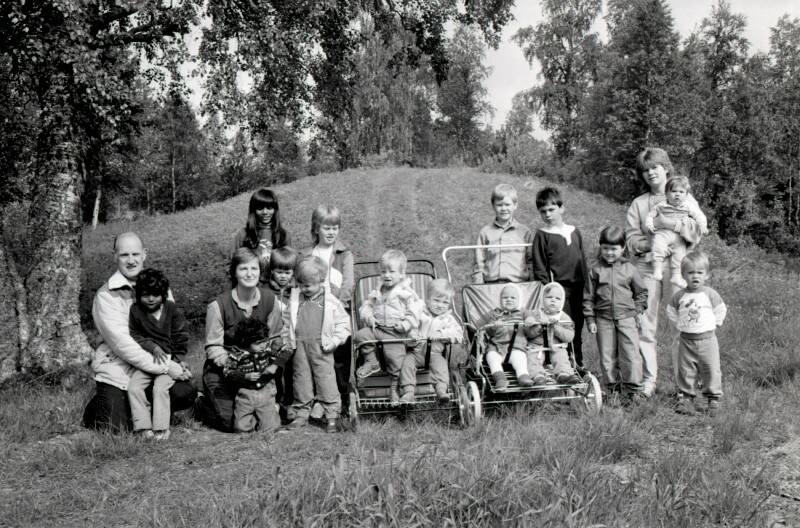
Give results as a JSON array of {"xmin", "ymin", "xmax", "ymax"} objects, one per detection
[
  {"xmin": 557, "ymin": 372, "xmax": 581, "ymax": 385},
  {"xmin": 641, "ymin": 383, "xmax": 655, "ymax": 398},
  {"xmin": 287, "ymin": 417, "xmax": 309, "ymax": 430},
  {"xmin": 399, "ymin": 391, "xmax": 415, "ymax": 404},
  {"xmin": 653, "ymin": 267, "xmax": 663, "ymax": 282},
  {"xmin": 708, "ymin": 399, "xmax": 720, "ymax": 418},
  {"xmin": 153, "ymin": 430, "xmax": 170, "ymax": 441},
  {"xmin": 675, "ymin": 397, "xmax": 696, "ymax": 415},
  {"xmin": 492, "ymin": 371, "xmax": 508, "ymax": 390},
  {"xmin": 310, "ymin": 402, "xmax": 324, "ymax": 421},
  {"xmin": 435, "ymin": 387, "xmax": 450, "ymax": 403},
  {"xmin": 136, "ymin": 429, "xmax": 155, "ymax": 439},
  {"xmin": 531, "ymin": 375, "xmax": 548, "ymax": 388},
  {"xmin": 389, "ymin": 387, "xmax": 400, "ymax": 406},
  {"xmin": 356, "ymin": 362, "xmax": 381, "ymax": 379},
  {"xmin": 517, "ymin": 374, "xmax": 534, "ymax": 387},
  {"xmin": 325, "ymin": 418, "xmax": 342, "ymax": 433}
]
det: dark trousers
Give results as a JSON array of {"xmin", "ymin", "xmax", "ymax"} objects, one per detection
[
  {"xmin": 83, "ymin": 379, "xmax": 196, "ymax": 433},
  {"xmin": 197, "ymin": 360, "xmax": 239, "ymax": 432},
  {"xmin": 560, "ymin": 282, "xmax": 585, "ymax": 369}
]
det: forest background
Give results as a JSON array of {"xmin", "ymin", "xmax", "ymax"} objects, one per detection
[{"xmin": 1, "ymin": 0, "xmax": 800, "ymax": 375}]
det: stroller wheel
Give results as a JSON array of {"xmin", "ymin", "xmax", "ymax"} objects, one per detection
[
  {"xmin": 467, "ymin": 381, "xmax": 483, "ymax": 423},
  {"xmin": 581, "ymin": 373, "xmax": 602, "ymax": 412}
]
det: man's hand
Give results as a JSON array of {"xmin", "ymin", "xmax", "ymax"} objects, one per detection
[
  {"xmin": 166, "ymin": 361, "xmax": 184, "ymax": 380},
  {"xmin": 152, "ymin": 346, "xmax": 168, "ymax": 364},
  {"xmin": 588, "ymin": 322, "xmax": 597, "ymax": 334},
  {"xmin": 245, "ymin": 372, "xmax": 261, "ymax": 382},
  {"xmin": 213, "ymin": 352, "xmax": 229, "ymax": 368}
]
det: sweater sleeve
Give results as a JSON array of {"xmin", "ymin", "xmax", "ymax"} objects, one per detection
[
  {"xmin": 625, "ymin": 197, "xmax": 651, "ymax": 256},
  {"xmin": 128, "ymin": 308, "xmax": 159, "ymax": 355},
  {"xmin": 472, "ymin": 227, "xmax": 488, "ymax": 284},
  {"xmin": 707, "ymin": 288, "xmax": 727, "ymax": 326},
  {"xmin": 553, "ymin": 314, "xmax": 575, "ymax": 343},
  {"xmin": 630, "ymin": 265, "xmax": 649, "ymax": 314},
  {"xmin": 170, "ymin": 304, "xmax": 190, "ymax": 361},
  {"xmin": 531, "ymin": 231, "xmax": 550, "ymax": 283},
  {"xmin": 398, "ymin": 289, "xmax": 423, "ymax": 332},
  {"xmin": 204, "ymin": 301, "xmax": 228, "ymax": 362},
  {"xmin": 582, "ymin": 268, "xmax": 597, "ymax": 325},
  {"xmin": 359, "ymin": 296, "xmax": 376, "ymax": 327},
  {"xmin": 434, "ymin": 314, "xmax": 463, "ymax": 344},
  {"xmin": 687, "ymin": 199, "xmax": 709, "ymax": 234}
]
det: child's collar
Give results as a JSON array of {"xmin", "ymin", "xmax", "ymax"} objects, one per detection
[
  {"xmin": 539, "ymin": 224, "xmax": 575, "ymax": 243},
  {"xmin": 493, "ymin": 217, "xmax": 517, "ymax": 229}
]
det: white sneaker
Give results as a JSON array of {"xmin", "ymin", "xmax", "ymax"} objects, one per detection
[{"xmin": 153, "ymin": 430, "xmax": 171, "ymax": 441}]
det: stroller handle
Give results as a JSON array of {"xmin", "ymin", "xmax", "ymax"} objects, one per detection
[{"xmin": 442, "ymin": 244, "xmax": 532, "ymax": 283}]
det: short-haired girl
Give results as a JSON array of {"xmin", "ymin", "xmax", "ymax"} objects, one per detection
[
  {"xmin": 232, "ymin": 189, "xmax": 292, "ymax": 284},
  {"xmin": 583, "ymin": 226, "xmax": 649, "ymax": 403}
]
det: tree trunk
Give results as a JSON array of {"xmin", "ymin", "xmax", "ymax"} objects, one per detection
[
  {"xmin": 17, "ymin": 77, "xmax": 92, "ymax": 377},
  {"xmin": 92, "ymin": 187, "xmax": 102, "ymax": 229},
  {"xmin": 171, "ymin": 145, "xmax": 177, "ymax": 213},
  {"xmin": 0, "ymin": 238, "xmax": 27, "ymax": 381}
]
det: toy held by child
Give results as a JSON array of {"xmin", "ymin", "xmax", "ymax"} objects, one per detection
[
  {"xmin": 127, "ymin": 268, "xmax": 189, "ymax": 441},
  {"xmin": 282, "ymin": 256, "xmax": 351, "ymax": 432},
  {"xmin": 398, "ymin": 279, "xmax": 463, "ymax": 404},
  {"xmin": 666, "ymin": 252, "xmax": 727, "ymax": 417},
  {"xmin": 583, "ymin": 227, "xmax": 649, "ymax": 402},
  {"xmin": 525, "ymin": 282, "xmax": 581, "ymax": 387},
  {"xmin": 484, "ymin": 284, "xmax": 537, "ymax": 389},
  {"xmin": 224, "ymin": 318, "xmax": 290, "ymax": 433},
  {"xmin": 532, "ymin": 187, "xmax": 589, "ymax": 369},
  {"xmin": 472, "ymin": 183, "xmax": 534, "ymax": 284},
  {"xmin": 353, "ymin": 250, "xmax": 424, "ymax": 404},
  {"xmin": 645, "ymin": 176, "xmax": 708, "ymax": 287}
]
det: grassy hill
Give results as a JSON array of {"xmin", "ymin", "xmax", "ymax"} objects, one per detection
[{"xmin": 3, "ymin": 167, "xmax": 800, "ymax": 526}]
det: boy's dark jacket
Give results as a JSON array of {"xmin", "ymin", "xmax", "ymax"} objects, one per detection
[
  {"xmin": 582, "ymin": 258, "xmax": 648, "ymax": 325},
  {"xmin": 128, "ymin": 300, "xmax": 189, "ymax": 362}
]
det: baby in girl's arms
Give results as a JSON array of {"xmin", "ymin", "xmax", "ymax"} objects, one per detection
[{"xmin": 645, "ymin": 176, "xmax": 708, "ymax": 287}]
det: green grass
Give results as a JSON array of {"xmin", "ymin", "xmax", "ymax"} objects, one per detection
[{"xmin": 2, "ymin": 166, "xmax": 800, "ymax": 526}]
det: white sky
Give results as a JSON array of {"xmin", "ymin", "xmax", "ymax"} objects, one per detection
[{"xmin": 486, "ymin": 0, "xmax": 800, "ymax": 132}]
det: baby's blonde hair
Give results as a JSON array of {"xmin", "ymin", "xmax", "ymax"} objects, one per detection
[
  {"xmin": 427, "ymin": 279, "xmax": 455, "ymax": 301},
  {"xmin": 380, "ymin": 249, "xmax": 407, "ymax": 273}
]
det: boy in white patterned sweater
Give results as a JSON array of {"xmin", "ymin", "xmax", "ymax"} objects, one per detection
[{"xmin": 666, "ymin": 251, "xmax": 727, "ymax": 417}]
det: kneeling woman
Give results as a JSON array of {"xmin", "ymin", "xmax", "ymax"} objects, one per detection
[{"xmin": 201, "ymin": 248, "xmax": 283, "ymax": 431}]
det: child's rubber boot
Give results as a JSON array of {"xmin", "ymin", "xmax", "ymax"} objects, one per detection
[
  {"xmin": 517, "ymin": 374, "xmax": 534, "ymax": 388},
  {"xmin": 399, "ymin": 391, "xmax": 415, "ymax": 404},
  {"xmin": 492, "ymin": 371, "xmax": 508, "ymax": 390}
]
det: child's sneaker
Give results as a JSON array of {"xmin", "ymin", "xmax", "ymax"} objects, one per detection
[
  {"xmin": 287, "ymin": 417, "xmax": 309, "ymax": 429},
  {"xmin": 557, "ymin": 372, "xmax": 581, "ymax": 385},
  {"xmin": 492, "ymin": 371, "xmax": 508, "ymax": 390},
  {"xmin": 675, "ymin": 397, "xmax": 696, "ymax": 415},
  {"xmin": 153, "ymin": 430, "xmax": 170, "ymax": 441},
  {"xmin": 518, "ymin": 374, "xmax": 534, "ymax": 387},
  {"xmin": 653, "ymin": 265, "xmax": 663, "ymax": 282},
  {"xmin": 708, "ymin": 399, "xmax": 720, "ymax": 418},
  {"xmin": 531, "ymin": 375, "xmax": 548, "ymax": 388},
  {"xmin": 356, "ymin": 361, "xmax": 381, "ymax": 379},
  {"xmin": 399, "ymin": 391, "xmax": 415, "ymax": 404},
  {"xmin": 435, "ymin": 386, "xmax": 450, "ymax": 403},
  {"xmin": 136, "ymin": 429, "xmax": 155, "ymax": 439},
  {"xmin": 389, "ymin": 386, "xmax": 400, "ymax": 406},
  {"xmin": 325, "ymin": 418, "xmax": 342, "ymax": 433}
]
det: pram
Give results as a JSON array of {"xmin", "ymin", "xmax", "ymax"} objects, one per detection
[
  {"xmin": 443, "ymin": 244, "xmax": 602, "ymax": 413},
  {"xmin": 347, "ymin": 259, "xmax": 478, "ymax": 427}
]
